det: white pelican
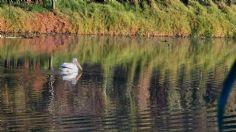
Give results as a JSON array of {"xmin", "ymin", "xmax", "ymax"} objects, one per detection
[{"xmin": 60, "ymin": 58, "xmax": 82, "ymax": 74}]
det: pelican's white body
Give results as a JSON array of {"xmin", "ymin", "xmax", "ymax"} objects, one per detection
[
  {"xmin": 60, "ymin": 63, "xmax": 78, "ymax": 74},
  {"xmin": 60, "ymin": 58, "xmax": 82, "ymax": 75}
]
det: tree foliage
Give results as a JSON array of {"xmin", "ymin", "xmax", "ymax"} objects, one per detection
[{"xmin": 1, "ymin": 0, "xmax": 236, "ymax": 10}]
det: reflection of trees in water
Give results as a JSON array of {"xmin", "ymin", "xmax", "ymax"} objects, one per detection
[
  {"xmin": 112, "ymin": 66, "xmax": 129, "ymax": 113},
  {"xmin": 0, "ymin": 58, "xmax": 234, "ymax": 131},
  {"xmin": 2, "ymin": 57, "xmax": 50, "ymax": 70},
  {"xmin": 190, "ymin": 67, "xmax": 205, "ymax": 107},
  {"xmin": 0, "ymin": 37, "xmax": 236, "ymax": 131},
  {"xmin": 148, "ymin": 64, "xmax": 230, "ymax": 131},
  {"xmin": 135, "ymin": 66, "xmax": 152, "ymax": 111},
  {"xmin": 149, "ymin": 69, "xmax": 167, "ymax": 108},
  {"xmin": 205, "ymin": 65, "xmax": 227, "ymax": 105},
  {"xmin": 0, "ymin": 67, "xmax": 49, "ymax": 131},
  {"xmin": 178, "ymin": 65, "xmax": 190, "ymax": 108},
  {"xmin": 1, "ymin": 36, "xmax": 236, "ymax": 72}
]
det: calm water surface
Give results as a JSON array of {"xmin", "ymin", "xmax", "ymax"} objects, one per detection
[{"xmin": 0, "ymin": 36, "xmax": 235, "ymax": 132}]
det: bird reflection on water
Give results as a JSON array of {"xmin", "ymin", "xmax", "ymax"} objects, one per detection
[{"xmin": 60, "ymin": 72, "xmax": 82, "ymax": 85}]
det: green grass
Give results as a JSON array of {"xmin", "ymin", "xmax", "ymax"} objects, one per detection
[{"xmin": 1, "ymin": 0, "xmax": 236, "ymax": 37}]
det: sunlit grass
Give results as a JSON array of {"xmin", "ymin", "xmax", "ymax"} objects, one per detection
[{"xmin": 0, "ymin": 1, "xmax": 236, "ymax": 36}]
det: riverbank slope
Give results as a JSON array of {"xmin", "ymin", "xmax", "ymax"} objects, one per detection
[{"xmin": 1, "ymin": 1, "xmax": 236, "ymax": 37}]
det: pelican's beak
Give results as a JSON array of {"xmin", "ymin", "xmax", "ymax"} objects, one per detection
[{"xmin": 77, "ymin": 62, "xmax": 83, "ymax": 71}]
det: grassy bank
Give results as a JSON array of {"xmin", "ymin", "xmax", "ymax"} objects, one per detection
[{"xmin": 1, "ymin": 0, "xmax": 236, "ymax": 37}]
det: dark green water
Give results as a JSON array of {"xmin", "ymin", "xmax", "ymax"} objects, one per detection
[{"xmin": 0, "ymin": 36, "xmax": 235, "ymax": 131}]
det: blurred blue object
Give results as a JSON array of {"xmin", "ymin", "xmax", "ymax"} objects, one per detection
[{"xmin": 218, "ymin": 60, "xmax": 236, "ymax": 132}]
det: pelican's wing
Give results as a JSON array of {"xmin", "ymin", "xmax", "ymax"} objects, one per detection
[{"xmin": 60, "ymin": 63, "xmax": 76, "ymax": 69}]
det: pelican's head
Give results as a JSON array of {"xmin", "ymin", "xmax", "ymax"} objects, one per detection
[
  {"xmin": 72, "ymin": 58, "xmax": 78, "ymax": 64},
  {"xmin": 72, "ymin": 58, "xmax": 83, "ymax": 71}
]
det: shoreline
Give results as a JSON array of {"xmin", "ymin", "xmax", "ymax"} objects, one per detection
[{"xmin": 0, "ymin": 32, "xmax": 236, "ymax": 39}]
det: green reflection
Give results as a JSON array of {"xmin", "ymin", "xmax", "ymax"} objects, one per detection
[
  {"xmin": 0, "ymin": 37, "xmax": 235, "ymax": 70},
  {"xmin": 0, "ymin": 36, "xmax": 235, "ymax": 131}
]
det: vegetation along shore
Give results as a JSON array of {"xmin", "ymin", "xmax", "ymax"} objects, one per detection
[{"xmin": 1, "ymin": 0, "xmax": 236, "ymax": 37}]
